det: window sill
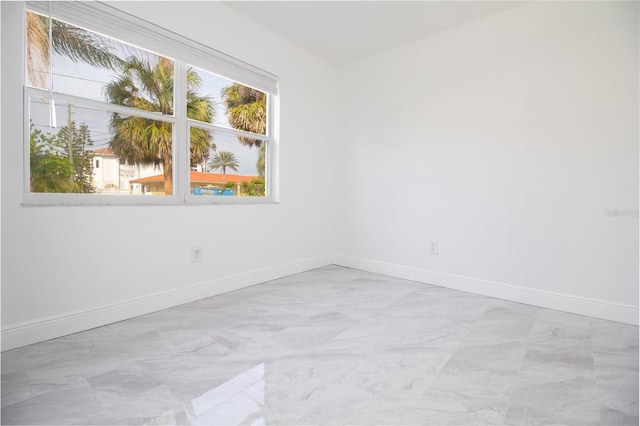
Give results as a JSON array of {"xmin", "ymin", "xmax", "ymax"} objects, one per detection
[{"xmin": 21, "ymin": 193, "xmax": 279, "ymax": 207}]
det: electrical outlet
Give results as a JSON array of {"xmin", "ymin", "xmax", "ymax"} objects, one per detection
[
  {"xmin": 191, "ymin": 247, "xmax": 202, "ymax": 263},
  {"xmin": 429, "ymin": 241, "xmax": 439, "ymax": 255}
]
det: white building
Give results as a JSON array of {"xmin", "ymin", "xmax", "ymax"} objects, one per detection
[{"xmin": 91, "ymin": 147, "xmax": 160, "ymax": 194}]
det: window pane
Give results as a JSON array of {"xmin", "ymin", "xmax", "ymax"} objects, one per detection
[
  {"xmin": 190, "ymin": 130, "xmax": 265, "ymax": 197},
  {"xmin": 26, "ymin": 11, "xmax": 175, "ymax": 115},
  {"xmin": 29, "ymin": 97, "xmax": 172, "ymax": 195},
  {"xmin": 189, "ymin": 66, "xmax": 267, "ymax": 137}
]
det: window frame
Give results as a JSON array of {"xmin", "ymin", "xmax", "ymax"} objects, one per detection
[{"xmin": 22, "ymin": 1, "xmax": 279, "ymax": 206}]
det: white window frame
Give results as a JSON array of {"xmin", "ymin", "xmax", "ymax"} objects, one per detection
[{"xmin": 22, "ymin": 1, "xmax": 279, "ymax": 206}]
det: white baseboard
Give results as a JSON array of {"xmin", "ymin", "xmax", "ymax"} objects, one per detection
[
  {"xmin": 3, "ymin": 254, "xmax": 636, "ymax": 351},
  {"xmin": 1, "ymin": 255, "xmax": 333, "ymax": 351},
  {"xmin": 332, "ymin": 254, "xmax": 639, "ymax": 326}
]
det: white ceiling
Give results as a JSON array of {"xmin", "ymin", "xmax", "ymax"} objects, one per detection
[{"xmin": 224, "ymin": 1, "xmax": 526, "ymax": 65}]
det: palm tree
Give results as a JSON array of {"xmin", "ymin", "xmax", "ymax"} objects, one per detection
[
  {"xmin": 105, "ymin": 57, "xmax": 213, "ymax": 195},
  {"xmin": 209, "ymin": 151, "xmax": 239, "ymax": 174},
  {"xmin": 221, "ymin": 83, "xmax": 266, "ymax": 148},
  {"xmin": 26, "ymin": 12, "xmax": 121, "ymax": 88}
]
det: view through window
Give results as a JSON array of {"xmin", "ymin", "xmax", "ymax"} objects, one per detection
[{"xmin": 25, "ymin": 9, "xmax": 273, "ymax": 200}]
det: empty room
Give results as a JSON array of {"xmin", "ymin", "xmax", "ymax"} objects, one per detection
[{"xmin": 1, "ymin": 1, "xmax": 638, "ymax": 425}]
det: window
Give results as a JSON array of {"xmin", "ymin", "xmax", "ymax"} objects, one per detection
[{"xmin": 23, "ymin": 2, "xmax": 278, "ymax": 204}]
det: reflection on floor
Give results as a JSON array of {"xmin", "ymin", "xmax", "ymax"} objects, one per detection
[{"xmin": 2, "ymin": 265, "xmax": 638, "ymax": 425}]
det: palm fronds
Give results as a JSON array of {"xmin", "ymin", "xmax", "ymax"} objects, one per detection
[
  {"xmin": 208, "ymin": 151, "xmax": 239, "ymax": 174},
  {"xmin": 221, "ymin": 83, "xmax": 266, "ymax": 147},
  {"xmin": 26, "ymin": 12, "xmax": 121, "ymax": 88}
]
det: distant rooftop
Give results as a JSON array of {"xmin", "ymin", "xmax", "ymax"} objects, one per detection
[
  {"xmin": 131, "ymin": 171, "xmax": 259, "ymax": 184},
  {"xmin": 92, "ymin": 147, "xmax": 115, "ymax": 156}
]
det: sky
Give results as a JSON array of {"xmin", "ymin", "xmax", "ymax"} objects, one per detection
[{"xmin": 29, "ymin": 19, "xmax": 263, "ymax": 177}]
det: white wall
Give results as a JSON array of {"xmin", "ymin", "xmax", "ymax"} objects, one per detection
[
  {"xmin": 334, "ymin": 1, "xmax": 639, "ymax": 322},
  {"xmin": 1, "ymin": 1, "xmax": 336, "ymax": 349}
]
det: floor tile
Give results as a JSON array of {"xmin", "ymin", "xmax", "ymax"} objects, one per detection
[
  {"xmin": 1, "ymin": 266, "xmax": 637, "ymax": 425},
  {"xmin": 504, "ymin": 377, "xmax": 601, "ymax": 425},
  {"xmin": 1, "ymin": 385, "xmax": 104, "ymax": 425}
]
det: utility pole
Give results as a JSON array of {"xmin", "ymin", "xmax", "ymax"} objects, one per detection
[{"xmin": 68, "ymin": 103, "xmax": 74, "ymax": 182}]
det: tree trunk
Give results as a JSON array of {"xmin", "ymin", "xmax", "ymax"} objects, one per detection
[{"xmin": 163, "ymin": 159, "xmax": 172, "ymax": 195}]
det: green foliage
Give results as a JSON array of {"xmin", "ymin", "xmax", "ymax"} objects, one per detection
[
  {"xmin": 241, "ymin": 177, "xmax": 265, "ymax": 197},
  {"xmin": 30, "ymin": 128, "xmax": 73, "ymax": 193},
  {"xmin": 208, "ymin": 151, "xmax": 239, "ymax": 174},
  {"xmin": 30, "ymin": 123, "xmax": 95, "ymax": 193},
  {"xmin": 221, "ymin": 83, "xmax": 266, "ymax": 148}
]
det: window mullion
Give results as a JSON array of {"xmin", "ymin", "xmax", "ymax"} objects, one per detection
[
  {"xmin": 175, "ymin": 61, "xmax": 189, "ymax": 203},
  {"xmin": 26, "ymin": 87, "xmax": 179, "ymax": 124},
  {"xmin": 186, "ymin": 119, "xmax": 272, "ymax": 143}
]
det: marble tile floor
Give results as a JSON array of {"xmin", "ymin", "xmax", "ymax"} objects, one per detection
[{"xmin": 1, "ymin": 265, "xmax": 638, "ymax": 425}]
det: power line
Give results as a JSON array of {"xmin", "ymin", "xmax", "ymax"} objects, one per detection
[
  {"xmin": 52, "ymin": 72, "xmax": 111, "ymax": 86},
  {"xmin": 26, "ymin": 68, "xmax": 112, "ymax": 86}
]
